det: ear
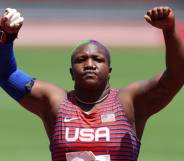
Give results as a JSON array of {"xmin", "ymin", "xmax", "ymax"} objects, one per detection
[
  {"xmin": 109, "ymin": 67, "xmax": 112, "ymax": 73},
  {"xmin": 108, "ymin": 67, "xmax": 112, "ymax": 79},
  {"xmin": 70, "ymin": 67, "xmax": 74, "ymax": 80}
]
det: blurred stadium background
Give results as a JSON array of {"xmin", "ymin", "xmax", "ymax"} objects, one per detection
[
  {"xmin": 0, "ymin": 0, "xmax": 184, "ymax": 161},
  {"xmin": 0, "ymin": 0, "xmax": 184, "ymax": 47}
]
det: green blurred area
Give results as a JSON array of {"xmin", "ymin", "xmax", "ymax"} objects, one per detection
[{"xmin": 0, "ymin": 46, "xmax": 184, "ymax": 161}]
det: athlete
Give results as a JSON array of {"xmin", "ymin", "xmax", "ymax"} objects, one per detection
[{"xmin": 0, "ymin": 6, "xmax": 184, "ymax": 161}]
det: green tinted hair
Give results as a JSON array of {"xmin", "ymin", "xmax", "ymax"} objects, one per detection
[{"xmin": 71, "ymin": 40, "xmax": 111, "ymax": 66}]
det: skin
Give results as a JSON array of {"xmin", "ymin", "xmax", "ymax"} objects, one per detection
[
  {"xmin": 2, "ymin": 6, "xmax": 184, "ymax": 144},
  {"xmin": 71, "ymin": 41, "xmax": 112, "ymax": 101}
]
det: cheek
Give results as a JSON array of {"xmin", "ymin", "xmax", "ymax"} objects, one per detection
[
  {"xmin": 98, "ymin": 66, "xmax": 110, "ymax": 78},
  {"xmin": 71, "ymin": 65, "xmax": 83, "ymax": 80},
  {"xmin": 70, "ymin": 67, "xmax": 77, "ymax": 78},
  {"xmin": 72, "ymin": 65, "xmax": 82, "ymax": 73}
]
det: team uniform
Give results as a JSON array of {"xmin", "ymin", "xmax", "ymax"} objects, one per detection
[{"xmin": 50, "ymin": 89, "xmax": 140, "ymax": 161}]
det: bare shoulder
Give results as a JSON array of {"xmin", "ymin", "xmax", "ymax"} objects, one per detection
[
  {"xmin": 20, "ymin": 79, "xmax": 66, "ymax": 118},
  {"xmin": 118, "ymin": 71, "xmax": 183, "ymax": 119},
  {"xmin": 117, "ymin": 82, "xmax": 142, "ymax": 125},
  {"xmin": 32, "ymin": 80, "xmax": 66, "ymax": 103},
  {"xmin": 118, "ymin": 80, "xmax": 146, "ymax": 105},
  {"xmin": 118, "ymin": 76, "xmax": 161, "ymax": 120}
]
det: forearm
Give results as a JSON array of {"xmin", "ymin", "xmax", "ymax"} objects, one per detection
[
  {"xmin": 164, "ymin": 29, "xmax": 184, "ymax": 82},
  {"xmin": 0, "ymin": 43, "xmax": 33, "ymax": 101},
  {"xmin": 0, "ymin": 42, "xmax": 17, "ymax": 77}
]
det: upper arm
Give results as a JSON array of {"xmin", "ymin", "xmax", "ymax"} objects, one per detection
[
  {"xmin": 120, "ymin": 70, "xmax": 183, "ymax": 120},
  {"xmin": 19, "ymin": 80, "xmax": 66, "ymax": 119}
]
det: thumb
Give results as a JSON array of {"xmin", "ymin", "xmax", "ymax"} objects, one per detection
[{"xmin": 144, "ymin": 15, "xmax": 152, "ymax": 24}]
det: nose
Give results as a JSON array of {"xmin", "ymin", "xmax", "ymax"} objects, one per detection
[{"xmin": 84, "ymin": 58, "xmax": 96, "ymax": 70}]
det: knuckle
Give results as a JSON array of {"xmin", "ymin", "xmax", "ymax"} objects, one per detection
[
  {"xmin": 16, "ymin": 12, "xmax": 21, "ymax": 18},
  {"xmin": 153, "ymin": 9, "xmax": 157, "ymax": 13},
  {"xmin": 147, "ymin": 10, "xmax": 152, "ymax": 16},
  {"xmin": 10, "ymin": 8, "xmax": 15, "ymax": 13},
  {"xmin": 153, "ymin": 7, "xmax": 159, "ymax": 12},
  {"xmin": 5, "ymin": 8, "xmax": 11, "ymax": 12},
  {"xmin": 157, "ymin": 7, "xmax": 162, "ymax": 12},
  {"xmin": 164, "ymin": 6, "xmax": 170, "ymax": 12}
]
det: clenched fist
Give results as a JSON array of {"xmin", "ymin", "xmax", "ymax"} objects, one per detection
[
  {"xmin": 1, "ymin": 8, "xmax": 24, "ymax": 34},
  {"xmin": 0, "ymin": 8, "xmax": 24, "ymax": 43},
  {"xmin": 144, "ymin": 6, "xmax": 175, "ymax": 32}
]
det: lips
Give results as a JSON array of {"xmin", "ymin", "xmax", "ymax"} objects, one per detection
[
  {"xmin": 83, "ymin": 71, "xmax": 97, "ymax": 76},
  {"xmin": 81, "ymin": 71, "xmax": 98, "ymax": 80}
]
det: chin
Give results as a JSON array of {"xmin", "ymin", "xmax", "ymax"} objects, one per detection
[{"xmin": 81, "ymin": 80, "xmax": 101, "ymax": 90}]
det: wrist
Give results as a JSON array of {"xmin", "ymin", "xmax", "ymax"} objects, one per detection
[
  {"xmin": 0, "ymin": 30, "xmax": 18, "ymax": 44},
  {"xmin": 162, "ymin": 22, "xmax": 175, "ymax": 35}
]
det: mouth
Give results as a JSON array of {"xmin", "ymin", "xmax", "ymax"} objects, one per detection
[
  {"xmin": 82, "ymin": 71, "xmax": 97, "ymax": 78},
  {"xmin": 83, "ymin": 71, "xmax": 96, "ymax": 75}
]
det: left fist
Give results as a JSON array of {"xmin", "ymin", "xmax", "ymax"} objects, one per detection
[
  {"xmin": 0, "ymin": 8, "xmax": 24, "ymax": 34},
  {"xmin": 144, "ymin": 6, "xmax": 175, "ymax": 32},
  {"xmin": 0, "ymin": 8, "xmax": 24, "ymax": 43}
]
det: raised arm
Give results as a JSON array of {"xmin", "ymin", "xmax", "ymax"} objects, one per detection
[
  {"xmin": 144, "ymin": 6, "xmax": 184, "ymax": 83},
  {"xmin": 119, "ymin": 6, "xmax": 184, "ymax": 123},
  {"xmin": 0, "ymin": 8, "xmax": 65, "ymax": 119}
]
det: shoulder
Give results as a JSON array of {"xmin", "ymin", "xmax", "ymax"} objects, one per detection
[
  {"xmin": 20, "ymin": 79, "xmax": 67, "ymax": 117},
  {"xmin": 118, "ymin": 78, "xmax": 159, "ymax": 104},
  {"xmin": 32, "ymin": 79, "xmax": 66, "ymax": 102},
  {"xmin": 117, "ymin": 81, "xmax": 146, "ymax": 103},
  {"xmin": 116, "ymin": 80, "xmax": 150, "ymax": 122},
  {"xmin": 117, "ymin": 73, "xmax": 165, "ymax": 119}
]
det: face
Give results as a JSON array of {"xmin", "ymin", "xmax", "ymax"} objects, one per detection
[{"xmin": 70, "ymin": 43, "xmax": 112, "ymax": 90}]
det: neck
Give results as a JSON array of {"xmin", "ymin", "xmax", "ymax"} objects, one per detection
[{"xmin": 74, "ymin": 83, "xmax": 110, "ymax": 105}]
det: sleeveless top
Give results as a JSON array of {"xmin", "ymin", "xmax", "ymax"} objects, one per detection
[{"xmin": 50, "ymin": 89, "xmax": 140, "ymax": 161}]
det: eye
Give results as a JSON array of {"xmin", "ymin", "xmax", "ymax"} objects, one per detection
[
  {"xmin": 94, "ymin": 56, "xmax": 105, "ymax": 63},
  {"xmin": 74, "ymin": 56, "xmax": 86, "ymax": 63}
]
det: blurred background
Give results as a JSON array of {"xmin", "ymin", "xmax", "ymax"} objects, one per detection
[
  {"xmin": 0, "ymin": 1, "xmax": 184, "ymax": 161},
  {"xmin": 0, "ymin": 0, "xmax": 184, "ymax": 47}
]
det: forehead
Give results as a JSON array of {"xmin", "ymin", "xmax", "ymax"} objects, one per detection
[
  {"xmin": 71, "ymin": 41, "xmax": 111, "ymax": 66},
  {"xmin": 73, "ymin": 43, "xmax": 107, "ymax": 57}
]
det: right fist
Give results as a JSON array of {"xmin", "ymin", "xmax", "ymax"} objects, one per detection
[{"xmin": 0, "ymin": 8, "xmax": 24, "ymax": 34}]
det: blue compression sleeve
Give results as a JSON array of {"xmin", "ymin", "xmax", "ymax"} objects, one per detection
[
  {"xmin": 0, "ymin": 43, "xmax": 17, "ymax": 77},
  {"xmin": 0, "ymin": 43, "xmax": 33, "ymax": 101}
]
